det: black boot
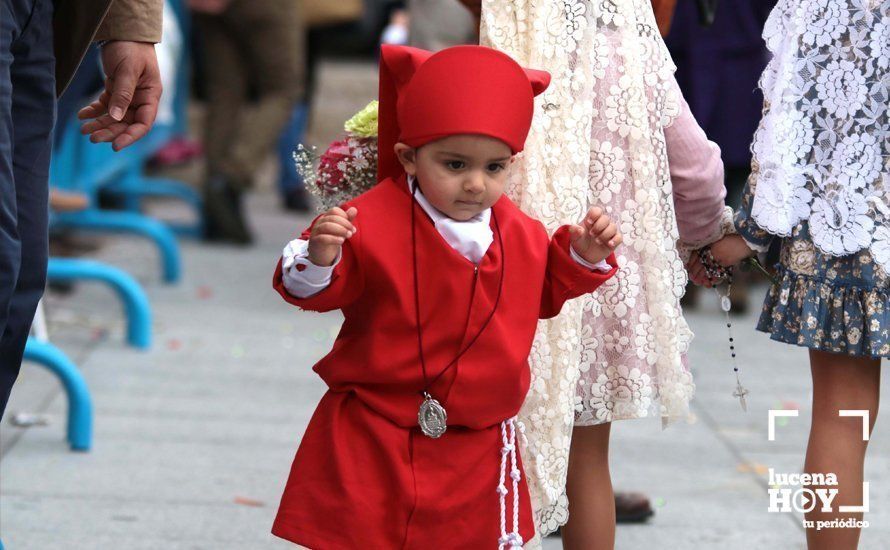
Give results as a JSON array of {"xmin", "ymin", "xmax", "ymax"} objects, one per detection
[
  {"xmin": 283, "ymin": 187, "xmax": 312, "ymax": 213},
  {"xmin": 203, "ymin": 175, "xmax": 253, "ymax": 245}
]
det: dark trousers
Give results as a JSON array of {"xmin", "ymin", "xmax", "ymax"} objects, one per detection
[
  {"xmin": 0, "ymin": 0, "xmax": 56, "ymax": 417},
  {"xmin": 196, "ymin": 0, "xmax": 304, "ymax": 188}
]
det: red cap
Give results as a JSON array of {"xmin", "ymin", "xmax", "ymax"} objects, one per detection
[{"xmin": 377, "ymin": 45, "xmax": 551, "ymax": 182}]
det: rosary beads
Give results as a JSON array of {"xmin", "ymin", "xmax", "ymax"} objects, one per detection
[{"xmin": 697, "ymin": 247, "xmax": 750, "ymax": 411}]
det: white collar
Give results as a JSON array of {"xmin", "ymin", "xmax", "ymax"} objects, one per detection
[{"xmin": 408, "ymin": 175, "xmax": 494, "ymax": 264}]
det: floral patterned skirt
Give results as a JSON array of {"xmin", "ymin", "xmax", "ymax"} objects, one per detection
[{"xmin": 757, "ymin": 223, "xmax": 890, "ymax": 358}]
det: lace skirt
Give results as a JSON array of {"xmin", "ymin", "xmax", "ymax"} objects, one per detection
[{"xmin": 757, "ymin": 224, "xmax": 890, "ymax": 357}]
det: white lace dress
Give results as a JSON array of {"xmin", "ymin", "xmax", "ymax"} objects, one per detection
[
  {"xmin": 481, "ymin": 0, "xmax": 725, "ymax": 538},
  {"xmin": 734, "ymin": 0, "xmax": 889, "ymax": 356}
]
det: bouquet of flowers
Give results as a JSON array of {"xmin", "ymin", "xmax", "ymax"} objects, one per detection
[{"xmin": 295, "ymin": 100, "xmax": 379, "ymax": 212}]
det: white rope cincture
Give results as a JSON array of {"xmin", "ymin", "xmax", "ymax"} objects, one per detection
[
  {"xmin": 498, "ymin": 417, "xmax": 523, "ymax": 550},
  {"xmin": 515, "ymin": 417, "xmax": 528, "ymax": 449}
]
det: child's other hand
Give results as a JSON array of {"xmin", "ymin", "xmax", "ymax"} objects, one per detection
[
  {"xmin": 685, "ymin": 253, "xmax": 712, "ymax": 287},
  {"xmin": 308, "ymin": 206, "xmax": 358, "ymax": 267},
  {"xmin": 570, "ymin": 207, "xmax": 622, "ymax": 264}
]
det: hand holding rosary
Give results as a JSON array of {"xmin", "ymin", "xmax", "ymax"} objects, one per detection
[{"xmin": 697, "ymin": 246, "xmax": 750, "ymax": 412}]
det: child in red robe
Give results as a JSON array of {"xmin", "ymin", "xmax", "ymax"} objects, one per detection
[{"xmin": 271, "ymin": 44, "xmax": 621, "ymax": 549}]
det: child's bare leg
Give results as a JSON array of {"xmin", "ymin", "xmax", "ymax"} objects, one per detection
[
  {"xmin": 804, "ymin": 350, "xmax": 880, "ymax": 550},
  {"xmin": 562, "ymin": 422, "xmax": 614, "ymax": 550}
]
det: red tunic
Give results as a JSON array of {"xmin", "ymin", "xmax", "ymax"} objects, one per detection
[{"xmin": 271, "ymin": 176, "xmax": 617, "ymax": 549}]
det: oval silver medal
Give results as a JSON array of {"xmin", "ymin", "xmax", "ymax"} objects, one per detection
[{"xmin": 418, "ymin": 394, "xmax": 447, "ymax": 438}]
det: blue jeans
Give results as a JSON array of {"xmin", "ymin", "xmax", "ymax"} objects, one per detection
[
  {"xmin": 0, "ymin": 0, "xmax": 56, "ymax": 417},
  {"xmin": 277, "ymin": 102, "xmax": 308, "ymax": 195}
]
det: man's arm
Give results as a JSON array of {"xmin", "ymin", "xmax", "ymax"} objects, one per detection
[{"xmin": 95, "ymin": 0, "xmax": 163, "ymax": 43}]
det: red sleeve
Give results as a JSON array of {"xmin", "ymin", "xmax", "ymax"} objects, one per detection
[
  {"xmin": 539, "ymin": 225, "xmax": 618, "ymax": 319},
  {"xmin": 272, "ymin": 218, "xmax": 365, "ymax": 313}
]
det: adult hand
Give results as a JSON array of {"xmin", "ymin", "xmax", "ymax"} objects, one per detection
[{"xmin": 78, "ymin": 41, "xmax": 162, "ymax": 151}]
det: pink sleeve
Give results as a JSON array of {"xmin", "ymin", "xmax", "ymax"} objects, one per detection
[{"xmin": 665, "ymin": 91, "xmax": 728, "ymax": 245}]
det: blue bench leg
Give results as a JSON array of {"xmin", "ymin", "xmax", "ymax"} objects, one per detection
[
  {"xmin": 22, "ymin": 339, "xmax": 93, "ymax": 452},
  {"xmin": 127, "ymin": 176, "xmax": 201, "ymax": 207},
  {"xmin": 47, "ymin": 258, "xmax": 153, "ymax": 349},
  {"xmin": 165, "ymin": 220, "xmax": 203, "ymax": 240},
  {"xmin": 139, "ymin": 176, "xmax": 204, "ymax": 238},
  {"xmin": 54, "ymin": 210, "xmax": 182, "ymax": 283},
  {"xmin": 105, "ymin": 175, "xmax": 204, "ymax": 238}
]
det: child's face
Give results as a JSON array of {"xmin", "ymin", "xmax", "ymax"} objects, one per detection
[{"xmin": 395, "ymin": 135, "xmax": 513, "ymax": 221}]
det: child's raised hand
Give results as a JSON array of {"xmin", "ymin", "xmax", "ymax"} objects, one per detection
[
  {"xmin": 570, "ymin": 207, "xmax": 622, "ymax": 264},
  {"xmin": 308, "ymin": 206, "xmax": 358, "ymax": 267}
]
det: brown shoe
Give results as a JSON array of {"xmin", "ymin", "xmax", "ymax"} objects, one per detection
[
  {"xmin": 615, "ymin": 491, "xmax": 654, "ymax": 523},
  {"xmin": 49, "ymin": 188, "xmax": 89, "ymax": 213}
]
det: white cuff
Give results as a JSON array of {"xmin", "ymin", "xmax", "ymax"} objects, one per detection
[
  {"xmin": 740, "ymin": 235, "xmax": 770, "ymax": 254},
  {"xmin": 676, "ymin": 205, "xmax": 737, "ymax": 262},
  {"xmin": 281, "ymin": 238, "xmax": 340, "ymax": 298},
  {"xmin": 570, "ymin": 247, "xmax": 612, "ymax": 272}
]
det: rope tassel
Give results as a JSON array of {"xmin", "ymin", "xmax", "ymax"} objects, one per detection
[{"xmin": 498, "ymin": 418, "xmax": 523, "ymax": 549}]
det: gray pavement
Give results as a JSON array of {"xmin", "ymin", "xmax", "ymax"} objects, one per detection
[{"xmin": 1, "ymin": 62, "xmax": 887, "ymax": 549}]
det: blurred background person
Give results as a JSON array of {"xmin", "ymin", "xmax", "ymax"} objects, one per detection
[
  {"xmin": 407, "ymin": 0, "xmax": 476, "ymax": 50},
  {"xmin": 189, "ymin": 0, "xmax": 305, "ymax": 244},
  {"xmin": 277, "ymin": 0, "xmax": 403, "ymax": 213},
  {"xmin": 275, "ymin": 0, "xmax": 362, "ymax": 214}
]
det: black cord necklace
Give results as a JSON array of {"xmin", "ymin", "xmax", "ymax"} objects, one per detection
[{"xmin": 410, "ymin": 180, "xmax": 506, "ymax": 438}]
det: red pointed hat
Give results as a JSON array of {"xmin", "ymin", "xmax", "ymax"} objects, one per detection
[{"xmin": 377, "ymin": 44, "xmax": 551, "ymax": 181}]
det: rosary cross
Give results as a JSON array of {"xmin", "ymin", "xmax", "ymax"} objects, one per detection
[{"xmin": 733, "ymin": 381, "xmax": 749, "ymax": 412}]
